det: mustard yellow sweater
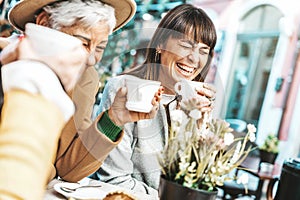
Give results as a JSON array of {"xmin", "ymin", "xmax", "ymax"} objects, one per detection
[{"xmin": 0, "ymin": 90, "xmax": 65, "ymax": 200}]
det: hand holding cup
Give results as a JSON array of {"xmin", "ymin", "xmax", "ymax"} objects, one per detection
[
  {"xmin": 174, "ymin": 79, "xmax": 216, "ymax": 112},
  {"xmin": 124, "ymin": 75, "xmax": 162, "ymax": 113},
  {"xmin": 107, "ymin": 75, "xmax": 163, "ymax": 126},
  {"xmin": 23, "ymin": 23, "xmax": 88, "ymax": 92},
  {"xmin": 1, "ymin": 23, "xmax": 88, "ymax": 92}
]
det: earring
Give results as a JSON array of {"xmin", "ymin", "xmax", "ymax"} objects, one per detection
[{"xmin": 155, "ymin": 49, "xmax": 161, "ymax": 62}]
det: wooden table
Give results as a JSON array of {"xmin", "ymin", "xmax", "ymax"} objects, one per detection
[{"xmin": 239, "ymin": 156, "xmax": 281, "ymax": 199}]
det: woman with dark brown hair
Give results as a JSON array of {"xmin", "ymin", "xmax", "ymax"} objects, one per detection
[{"xmin": 93, "ymin": 3, "xmax": 217, "ymax": 197}]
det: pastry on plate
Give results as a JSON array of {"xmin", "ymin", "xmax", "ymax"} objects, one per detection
[{"xmin": 103, "ymin": 191, "xmax": 137, "ymax": 200}]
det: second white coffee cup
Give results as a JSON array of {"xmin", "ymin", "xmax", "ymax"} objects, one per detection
[{"xmin": 174, "ymin": 79, "xmax": 205, "ymax": 101}]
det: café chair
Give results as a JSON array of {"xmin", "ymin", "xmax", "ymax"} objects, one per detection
[
  {"xmin": 219, "ymin": 141, "xmax": 261, "ymax": 199},
  {"xmin": 220, "ymin": 162, "xmax": 260, "ymax": 199}
]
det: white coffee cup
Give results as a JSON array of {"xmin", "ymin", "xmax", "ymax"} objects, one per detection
[
  {"xmin": 260, "ymin": 162, "xmax": 274, "ymax": 174},
  {"xmin": 24, "ymin": 23, "xmax": 86, "ymax": 92},
  {"xmin": 124, "ymin": 75, "xmax": 161, "ymax": 113},
  {"xmin": 174, "ymin": 79, "xmax": 205, "ymax": 101},
  {"xmin": 24, "ymin": 23, "xmax": 82, "ymax": 56}
]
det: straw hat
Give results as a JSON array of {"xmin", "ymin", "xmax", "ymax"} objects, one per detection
[{"xmin": 8, "ymin": 0, "xmax": 136, "ymax": 32}]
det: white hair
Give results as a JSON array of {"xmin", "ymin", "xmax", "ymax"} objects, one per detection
[{"xmin": 43, "ymin": 0, "xmax": 116, "ymax": 33}]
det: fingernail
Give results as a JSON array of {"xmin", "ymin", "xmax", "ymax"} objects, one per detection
[
  {"xmin": 18, "ymin": 34, "xmax": 25, "ymax": 41},
  {"xmin": 155, "ymin": 96, "xmax": 158, "ymax": 102}
]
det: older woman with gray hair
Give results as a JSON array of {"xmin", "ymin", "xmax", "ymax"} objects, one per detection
[{"xmin": 0, "ymin": 0, "xmax": 163, "ymax": 199}]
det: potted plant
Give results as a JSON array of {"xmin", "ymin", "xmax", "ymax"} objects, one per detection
[
  {"xmin": 259, "ymin": 133, "xmax": 279, "ymax": 164},
  {"xmin": 158, "ymin": 100, "xmax": 257, "ymax": 200}
]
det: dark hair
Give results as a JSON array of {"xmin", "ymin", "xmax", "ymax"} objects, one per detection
[{"xmin": 127, "ymin": 4, "xmax": 217, "ymax": 82}]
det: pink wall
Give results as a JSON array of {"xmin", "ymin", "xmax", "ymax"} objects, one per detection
[{"xmin": 278, "ymin": 26, "xmax": 300, "ymax": 140}]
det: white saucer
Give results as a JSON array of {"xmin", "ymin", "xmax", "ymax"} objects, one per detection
[
  {"xmin": 54, "ymin": 182, "xmax": 107, "ymax": 200},
  {"xmin": 126, "ymin": 102, "xmax": 153, "ymax": 113}
]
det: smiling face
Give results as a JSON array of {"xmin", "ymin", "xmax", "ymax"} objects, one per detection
[
  {"xmin": 60, "ymin": 21, "xmax": 110, "ymax": 67},
  {"xmin": 157, "ymin": 36, "xmax": 210, "ymax": 94},
  {"xmin": 140, "ymin": 4, "xmax": 217, "ymax": 94},
  {"xmin": 36, "ymin": 11, "xmax": 111, "ymax": 67}
]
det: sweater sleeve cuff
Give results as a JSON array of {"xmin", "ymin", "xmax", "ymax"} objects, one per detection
[{"xmin": 97, "ymin": 110, "xmax": 122, "ymax": 142}]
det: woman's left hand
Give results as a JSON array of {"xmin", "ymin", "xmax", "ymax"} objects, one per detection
[
  {"xmin": 193, "ymin": 82, "xmax": 216, "ymax": 112},
  {"xmin": 180, "ymin": 83, "xmax": 216, "ymax": 128}
]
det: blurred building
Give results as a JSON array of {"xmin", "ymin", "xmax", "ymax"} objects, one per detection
[
  {"xmin": 97, "ymin": 0, "xmax": 300, "ymax": 163},
  {"xmin": 193, "ymin": 0, "xmax": 300, "ymax": 163}
]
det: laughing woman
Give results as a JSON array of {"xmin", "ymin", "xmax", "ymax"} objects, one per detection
[{"xmin": 92, "ymin": 3, "xmax": 217, "ymax": 196}]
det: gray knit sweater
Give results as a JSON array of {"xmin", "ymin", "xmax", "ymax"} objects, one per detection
[{"xmin": 93, "ymin": 75, "xmax": 174, "ymax": 197}]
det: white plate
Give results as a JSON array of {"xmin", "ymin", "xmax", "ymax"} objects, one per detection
[{"xmin": 54, "ymin": 182, "xmax": 107, "ymax": 200}]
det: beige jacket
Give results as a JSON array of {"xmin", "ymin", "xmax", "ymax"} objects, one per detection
[{"xmin": 53, "ymin": 66, "xmax": 124, "ymax": 182}]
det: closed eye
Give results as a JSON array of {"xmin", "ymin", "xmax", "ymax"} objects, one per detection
[
  {"xmin": 82, "ymin": 42, "xmax": 89, "ymax": 48},
  {"xmin": 72, "ymin": 34, "xmax": 90, "ymax": 48},
  {"xmin": 95, "ymin": 46, "xmax": 106, "ymax": 53},
  {"xmin": 178, "ymin": 39, "xmax": 193, "ymax": 48},
  {"xmin": 199, "ymin": 49, "xmax": 209, "ymax": 55}
]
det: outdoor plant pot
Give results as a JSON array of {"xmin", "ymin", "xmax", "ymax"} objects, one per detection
[
  {"xmin": 259, "ymin": 149, "xmax": 278, "ymax": 164},
  {"xmin": 159, "ymin": 176, "xmax": 218, "ymax": 200}
]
